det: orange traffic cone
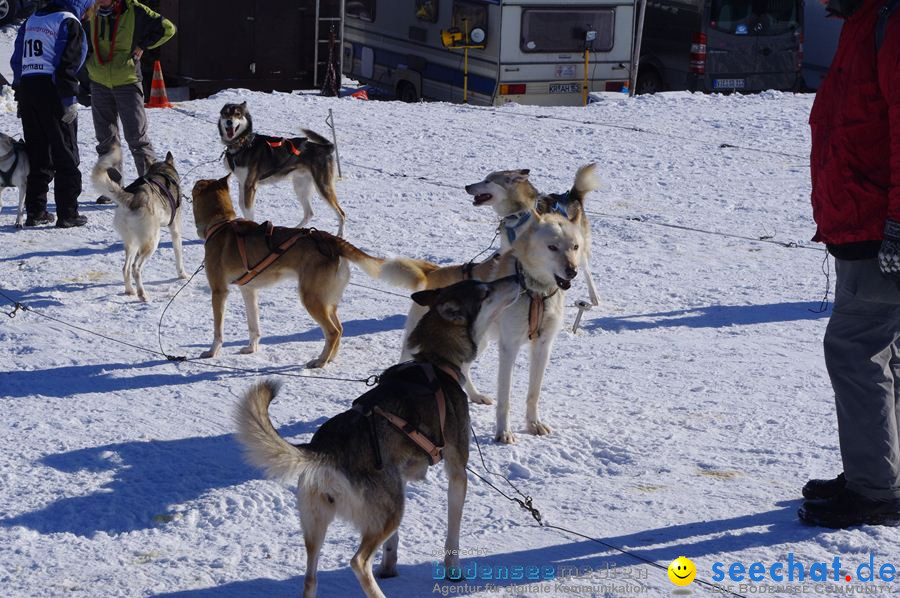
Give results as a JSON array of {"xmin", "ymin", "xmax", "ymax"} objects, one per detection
[{"xmin": 145, "ymin": 60, "xmax": 173, "ymax": 108}]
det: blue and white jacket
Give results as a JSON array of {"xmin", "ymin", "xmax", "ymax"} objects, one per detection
[{"xmin": 11, "ymin": 0, "xmax": 91, "ymax": 107}]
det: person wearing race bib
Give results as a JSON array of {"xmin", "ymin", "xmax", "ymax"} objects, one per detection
[
  {"xmin": 11, "ymin": 0, "xmax": 93, "ymax": 228},
  {"xmin": 83, "ymin": 0, "xmax": 175, "ymax": 204}
]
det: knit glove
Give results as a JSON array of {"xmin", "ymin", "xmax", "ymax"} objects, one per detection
[
  {"xmin": 878, "ymin": 220, "xmax": 900, "ymax": 278},
  {"xmin": 61, "ymin": 104, "xmax": 78, "ymax": 125}
]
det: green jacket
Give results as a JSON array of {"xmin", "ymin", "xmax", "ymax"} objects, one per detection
[{"xmin": 84, "ymin": 0, "xmax": 175, "ymax": 89}]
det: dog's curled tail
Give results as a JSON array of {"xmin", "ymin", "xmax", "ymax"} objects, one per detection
[
  {"xmin": 90, "ymin": 147, "xmax": 131, "ymax": 207},
  {"xmin": 302, "ymin": 129, "xmax": 334, "ymax": 149},
  {"xmin": 334, "ymin": 237, "xmax": 437, "ymax": 290},
  {"xmin": 573, "ymin": 163, "xmax": 601, "ymax": 197},
  {"xmin": 235, "ymin": 380, "xmax": 314, "ymax": 483}
]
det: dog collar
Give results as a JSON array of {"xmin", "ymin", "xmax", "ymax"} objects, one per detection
[{"xmin": 502, "ymin": 211, "xmax": 532, "ymax": 245}]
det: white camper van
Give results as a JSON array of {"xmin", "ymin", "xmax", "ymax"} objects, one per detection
[{"xmin": 343, "ymin": 0, "xmax": 637, "ymax": 106}]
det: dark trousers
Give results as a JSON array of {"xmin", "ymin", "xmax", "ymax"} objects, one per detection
[{"xmin": 19, "ymin": 76, "xmax": 81, "ymax": 220}]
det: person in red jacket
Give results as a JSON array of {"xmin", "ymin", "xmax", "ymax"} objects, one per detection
[{"xmin": 800, "ymin": 0, "xmax": 900, "ymax": 528}]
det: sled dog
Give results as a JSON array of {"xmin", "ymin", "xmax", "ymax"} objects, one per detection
[
  {"xmin": 0, "ymin": 133, "xmax": 29, "ymax": 228},
  {"xmin": 193, "ymin": 175, "xmax": 431, "ymax": 368},
  {"xmin": 465, "ymin": 163, "xmax": 599, "ymax": 305},
  {"xmin": 236, "ymin": 276, "xmax": 521, "ymax": 598},
  {"xmin": 402, "ymin": 209, "xmax": 586, "ymax": 443},
  {"xmin": 218, "ymin": 101, "xmax": 346, "ymax": 236},
  {"xmin": 92, "ymin": 147, "xmax": 188, "ymax": 301}
]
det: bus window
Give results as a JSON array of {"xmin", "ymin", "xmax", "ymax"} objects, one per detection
[
  {"xmin": 416, "ymin": 0, "xmax": 439, "ymax": 23},
  {"xmin": 520, "ymin": 9, "xmax": 615, "ymax": 53},
  {"xmin": 710, "ymin": 0, "xmax": 798, "ymax": 35},
  {"xmin": 452, "ymin": 1, "xmax": 488, "ymax": 33},
  {"xmin": 347, "ymin": 0, "xmax": 376, "ymax": 22}
]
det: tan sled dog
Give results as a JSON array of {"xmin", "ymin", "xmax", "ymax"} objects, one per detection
[
  {"xmin": 193, "ymin": 175, "xmax": 429, "ymax": 368},
  {"xmin": 236, "ymin": 276, "xmax": 522, "ymax": 598}
]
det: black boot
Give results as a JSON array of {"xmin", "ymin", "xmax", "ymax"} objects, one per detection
[
  {"xmin": 802, "ymin": 472, "xmax": 846, "ymax": 500},
  {"xmin": 798, "ymin": 488, "xmax": 900, "ymax": 528},
  {"xmin": 56, "ymin": 214, "xmax": 88, "ymax": 228},
  {"xmin": 24, "ymin": 211, "xmax": 55, "ymax": 227},
  {"xmin": 96, "ymin": 196, "xmax": 114, "ymax": 205}
]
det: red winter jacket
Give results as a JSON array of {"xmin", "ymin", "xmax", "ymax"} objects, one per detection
[{"xmin": 810, "ymin": 0, "xmax": 900, "ymax": 246}]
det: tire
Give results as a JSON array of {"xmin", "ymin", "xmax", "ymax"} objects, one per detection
[
  {"xmin": 0, "ymin": 0, "xmax": 18, "ymax": 26},
  {"xmin": 635, "ymin": 68, "xmax": 663, "ymax": 95},
  {"xmin": 396, "ymin": 81, "xmax": 418, "ymax": 103}
]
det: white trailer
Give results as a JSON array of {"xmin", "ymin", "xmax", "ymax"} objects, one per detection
[{"xmin": 343, "ymin": 0, "xmax": 637, "ymax": 106}]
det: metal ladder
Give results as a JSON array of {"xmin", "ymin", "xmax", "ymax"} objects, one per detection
[{"xmin": 313, "ymin": 0, "xmax": 345, "ymax": 88}]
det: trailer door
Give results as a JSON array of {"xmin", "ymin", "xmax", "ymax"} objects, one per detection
[{"xmin": 706, "ymin": 0, "xmax": 800, "ymax": 91}]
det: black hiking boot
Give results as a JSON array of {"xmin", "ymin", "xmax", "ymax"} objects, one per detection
[
  {"xmin": 799, "ymin": 488, "xmax": 900, "ymax": 528},
  {"xmin": 802, "ymin": 472, "xmax": 846, "ymax": 500},
  {"xmin": 24, "ymin": 211, "xmax": 55, "ymax": 227},
  {"xmin": 55, "ymin": 214, "xmax": 88, "ymax": 228},
  {"xmin": 96, "ymin": 196, "xmax": 114, "ymax": 204}
]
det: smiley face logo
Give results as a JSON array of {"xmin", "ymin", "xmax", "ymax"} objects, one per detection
[{"xmin": 668, "ymin": 556, "xmax": 696, "ymax": 586}]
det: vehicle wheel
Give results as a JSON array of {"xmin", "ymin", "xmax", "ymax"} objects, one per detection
[
  {"xmin": 396, "ymin": 81, "xmax": 418, "ymax": 103},
  {"xmin": 635, "ymin": 69, "xmax": 663, "ymax": 95},
  {"xmin": 0, "ymin": 0, "xmax": 18, "ymax": 26}
]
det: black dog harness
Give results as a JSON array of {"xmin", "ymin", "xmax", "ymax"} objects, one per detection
[
  {"xmin": 0, "ymin": 141, "xmax": 24, "ymax": 188},
  {"xmin": 146, "ymin": 174, "xmax": 181, "ymax": 227},
  {"xmin": 353, "ymin": 361, "xmax": 462, "ymax": 468}
]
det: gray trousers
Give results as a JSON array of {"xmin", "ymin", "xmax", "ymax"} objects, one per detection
[
  {"xmin": 825, "ymin": 258, "xmax": 900, "ymax": 501},
  {"xmin": 90, "ymin": 82, "xmax": 155, "ymax": 177}
]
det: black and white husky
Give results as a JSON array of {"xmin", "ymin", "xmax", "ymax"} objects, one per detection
[
  {"xmin": 0, "ymin": 133, "xmax": 29, "ymax": 228},
  {"xmin": 218, "ymin": 102, "xmax": 346, "ymax": 236}
]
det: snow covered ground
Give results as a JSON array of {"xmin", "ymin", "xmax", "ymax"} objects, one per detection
[{"xmin": 2, "ymin": 87, "xmax": 898, "ymax": 598}]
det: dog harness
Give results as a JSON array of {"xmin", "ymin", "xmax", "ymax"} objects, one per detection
[
  {"xmin": 353, "ymin": 361, "xmax": 462, "ymax": 468},
  {"xmin": 225, "ymin": 133, "xmax": 305, "ymax": 176},
  {"xmin": 142, "ymin": 173, "xmax": 181, "ymax": 227},
  {"xmin": 204, "ymin": 219, "xmax": 334, "ymax": 286},
  {"xmin": 515, "ymin": 260, "xmax": 558, "ymax": 340},
  {"xmin": 0, "ymin": 141, "xmax": 24, "ymax": 188}
]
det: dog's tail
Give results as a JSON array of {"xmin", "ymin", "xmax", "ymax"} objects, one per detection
[
  {"xmin": 333, "ymin": 236, "xmax": 439, "ymax": 290},
  {"xmin": 302, "ymin": 129, "xmax": 334, "ymax": 149},
  {"xmin": 571, "ymin": 163, "xmax": 601, "ymax": 202},
  {"xmin": 235, "ymin": 380, "xmax": 317, "ymax": 483},
  {"xmin": 91, "ymin": 147, "xmax": 131, "ymax": 207}
]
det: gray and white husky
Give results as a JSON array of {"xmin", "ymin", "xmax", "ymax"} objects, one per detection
[
  {"xmin": 92, "ymin": 147, "xmax": 188, "ymax": 301},
  {"xmin": 0, "ymin": 133, "xmax": 29, "ymax": 228},
  {"xmin": 236, "ymin": 276, "xmax": 522, "ymax": 598}
]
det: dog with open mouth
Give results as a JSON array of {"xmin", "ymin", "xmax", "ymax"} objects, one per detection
[
  {"xmin": 218, "ymin": 101, "xmax": 347, "ymax": 236},
  {"xmin": 465, "ymin": 163, "xmax": 600, "ymax": 306},
  {"xmin": 400, "ymin": 208, "xmax": 587, "ymax": 444}
]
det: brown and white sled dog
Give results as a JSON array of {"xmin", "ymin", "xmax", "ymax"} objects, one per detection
[
  {"xmin": 92, "ymin": 147, "xmax": 188, "ymax": 301},
  {"xmin": 218, "ymin": 101, "xmax": 346, "ymax": 236},
  {"xmin": 465, "ymin": 163, "xmax": 600, "ymax": 305},
  {"xmin": 193, "ymin": 175, "xmax": 429, "ymax": 368},
  {"xmin": 402, "ymin": 209, "xmax": 586, "ymax": 443},
  {"xmin": 0, "ymin": 133, "xmax": 28, "ymax": 228},
  {"xmin": 236, "ymin": 276, "xmax": 521, "ymax": 598}
]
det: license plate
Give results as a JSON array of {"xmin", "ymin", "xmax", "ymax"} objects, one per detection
[
  {"xmin": 550, "ymin": 83, "xmax": 580, "ymax": 94},
  {"xmin": 713, "ymin": 78, "xmax": 746, "ymax": 90}
]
